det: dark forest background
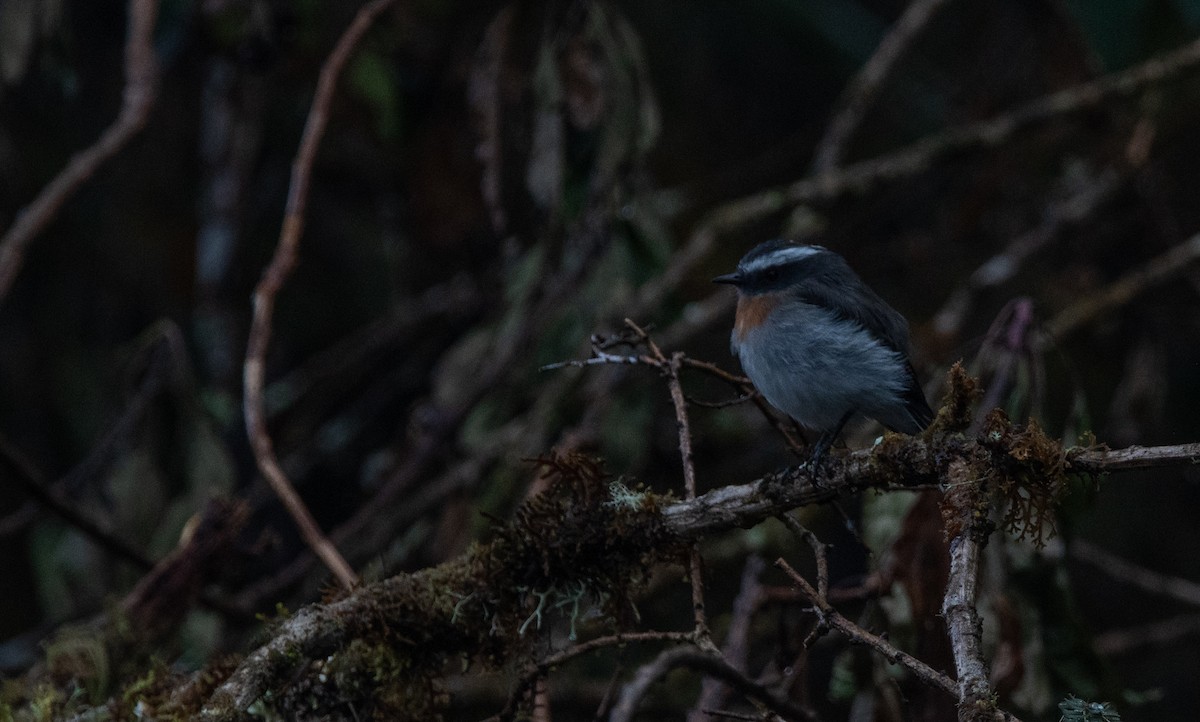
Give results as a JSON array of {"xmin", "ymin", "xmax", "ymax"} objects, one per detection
[{"xmin": 2, "ymin": 0, "xmax": 1200, "ymax": 720}]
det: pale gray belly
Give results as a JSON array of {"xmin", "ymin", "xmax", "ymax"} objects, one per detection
[{"xmin": 732, "ymin": 305, "xmax": 909, "ymax": 432}]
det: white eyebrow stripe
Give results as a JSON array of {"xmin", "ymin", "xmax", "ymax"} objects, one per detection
[{"xmin": 741, "ymin": 245, "xmax": 822, "ymax": 273}]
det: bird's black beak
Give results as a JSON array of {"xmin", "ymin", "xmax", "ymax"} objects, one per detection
[{"xmin": 712, "ymin": 272, "xmax": 742, "ymax": 286}]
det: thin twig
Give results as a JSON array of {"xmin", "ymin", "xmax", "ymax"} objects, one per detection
[
  {"xmin": 1072, "ymin": 540, "xmax": 1200, "ymax": 607},
  {"xmin": 1044, "ymin": 231, "xmax": 1200, "ymax": 341},
  {"xmin": 640, "ymin": 320, "xmax": 712, "ymax": 644},
  {"xmin": 243, "ymin": 0, "xmax": 401, "ymax": 591},
  {"xmin": 932, "ymin": 170, "xmax": 1121, "ymax": 337},
  {"xmin": 1093, "ymin": 612, "xmax": 1200, "ymax": 657},
  {"xmin": 689, "ymin": 556, "xmax": 767, "ymax": 722},
  {"xmin": 774, "ymin": 558, "xmax": 957, "ymax": 697},
  {"xmin": 543, "ymin": 344, "xmax": 804, "ymax": 453},
  {"xmin": 493, "ymin": 630, "xmax": 694, "ymax": 722},
  {"xmin": 610, "ymin": 645, "xmax": 813, "ymax": 722},
  {"xmin": 0, "ymin": 436, "xmax": 154, "ymax": 571},
  {"xmin": 685, "ymin": 365, "xmax": 806, "ymax": 453},
  {"xmin": 812, "ymin": 0, "xmax": 955, "ymax": 171},
  {"xmin": 0, "ymin": 0, "xmax": 160, "ymax": 304},
  {"xmin": 685, "ymin": 393, "xmax": 755, "ymax": 409},
  {"xmin": 777, "ymin": 515, "xmax": 829, "ymax": 600},
  {"xmin": 540, "ymin": 353, "xmax": 650, "ymax": 371},
  {"xmin": 666, "ymin": 353, "xmax": 699, "ymax": 501}
]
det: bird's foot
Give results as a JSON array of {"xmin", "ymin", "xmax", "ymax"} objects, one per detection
[{"xmin": 807, "ymin": 433, "xmax": 835, "ymax": 486}]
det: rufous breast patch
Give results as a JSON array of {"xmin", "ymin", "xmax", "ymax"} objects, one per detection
[{"xmin": 734, "ymin": 293, "xmax": 781, "ymax": 341}]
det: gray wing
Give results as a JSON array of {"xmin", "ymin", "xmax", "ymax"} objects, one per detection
[
  {"xmin": 792, "ymin": 261, "xmax": 912, "ymax": 354},
  {"xmin": 793, "ymin": 253, "xmax": 933, "ymax": 430}
]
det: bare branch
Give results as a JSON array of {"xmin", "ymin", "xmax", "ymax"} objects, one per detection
[
  {"xmin": 662, "ymin": 436, "xmax": 1200, "ymax": 543},
  {"xmin": 940, "ymin": 462, "xmax": 995, "ymax": 720},
  {"xmin": 1068, "ymin": 441, "xmax": 1200, "ymax": 472},
  {"xmin": 189, "ymin": 424, "xmax": 1200, "ymax": 719},
  {"xmin": 0, "ymin": 0, "xmax": 160, "ymax": 304},
  {"xmin": 631, "ymin": 319, "xmax": 714, "ymax": 645},
  {"xmin": 778, "ymin": 515, "xmax": 829, "ymax": 600},
  {"xmin": 1072, "ymin": 540, "xmax": 1200, "ymax": 607},
  {"xmin": 610, "ymin": 645, "xmax": 813, "ymax": 722},
  {"xmin": 812, "ymin": 0, "xmax": 956, "ymax": 171},
  {"xmin": 1094, "ymin": 612, "xmax": 1200, "ymax": 657},
  {"xmin": 666, "ymin": 353, "xmax": 699, "ymax": 501},
  {"xmin": 689, "ymin": 556, "xmax": 767, "ymax": 721},
  {"xmin": 773, "ymin": 558, "xmax": 964, "ymax": 704},
  {"xmin": 242, "ymin": 0, "xmax": 401, "ymax": 591},
  {"xmin": 493, "ymin": 631, "xmax": 694, "ymax": 722},
  {"xmin": 1044, "ymin": 232, "xmax": 1200, "ymax": 341},
  {"xmin": 932, "ymin": 170, "xmax": 1121, "ymax": 337}
]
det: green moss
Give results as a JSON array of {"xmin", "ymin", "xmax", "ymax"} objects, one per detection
[
  {"xmin": 225, "ymin": 451, "xmax": 676, "ymax": 720},
  {"xmin": 866, "ymin": 366, "xmax": 1070, "ymax": 549}
]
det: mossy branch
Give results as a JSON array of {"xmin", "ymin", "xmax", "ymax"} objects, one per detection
[{"xmin": 28, "ymin": 363, "xmax": 1176, "ymax": 720}]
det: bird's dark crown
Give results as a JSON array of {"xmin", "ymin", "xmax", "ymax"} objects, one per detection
[{"xmin": 716, "ymin": 240, "xmax": 842, "ymax": 294}]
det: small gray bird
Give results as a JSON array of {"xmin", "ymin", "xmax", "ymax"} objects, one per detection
[{"xmin": 714, "ymin": 240, "xmax": 933, "ymax": 462}]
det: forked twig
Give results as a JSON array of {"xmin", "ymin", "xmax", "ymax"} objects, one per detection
[
  {"xmin": 610, "ymin": 645, "xmax": 813, "ymax": 722},
  {"xmin": 777, "ymin": 514, "xmax": 829, "ymax": 600},
  {"xmin": 689, "ymin": 556, "xmax": 768, "ymax": 721},
  {"xmin": 625, "ymin": 319, "xmax": 714, "ymax": 644},
  {"xmin": 491, "ymin": 630, "xmax": 695, "ymax": 722},
  {"xmin": 774, "ymin": 558, "xmax": 958, "ymax": 697}
]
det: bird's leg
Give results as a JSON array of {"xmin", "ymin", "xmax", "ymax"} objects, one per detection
[{"xmin": 809, "ymin": 410, "xmax": 854, "ymax": 478}]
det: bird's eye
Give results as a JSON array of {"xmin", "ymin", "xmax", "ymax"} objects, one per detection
[{"xmin": 764, "ymin": 268, "xmax": 780, "ymax": 282}]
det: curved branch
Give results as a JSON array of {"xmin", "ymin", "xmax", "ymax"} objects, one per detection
[
  {"xmin": 1044, "ymin": 232, "xmax": 1200, "ymax": 341},
  {"xmin": 812, "ymin": 0, "xmax": 956, "ymax": 171},
  {"xmin": 242, "ymin": 0, "xmax": 400, "ymax": 591},
  {"xmin": 0, "ymin": 0, "xmax": 160, "ymax": 304},
  {"xmin": 774, "ymin": 558, "xmax": 959, "ymax": 699},
  {"xmin": 493, "ymin": 630, "xmax": 695, "ymax": 722},
  {"xmin": 610, "ymin": 645, "xmax": 814, "ymax": 722},
  {"xmin": 1072, "ymin": 540, "xmax": 1200, "ymax": 607},
  {"xmin": 0, "ymin": 436, "xmax": 154, "ymax": 571},
  {"xmin": 793, "ymin": 35, "xmax": 1200, "ymax": 205}
]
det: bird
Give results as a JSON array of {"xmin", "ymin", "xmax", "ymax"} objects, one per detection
[{"xmin": 713, "ymin": 240, "xmax": 933, "ymax": 465}]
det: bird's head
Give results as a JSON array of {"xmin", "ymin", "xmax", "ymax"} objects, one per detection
[{"xmin": 712, "ymin": 240, "xmax": 833, "ymax": 296}]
